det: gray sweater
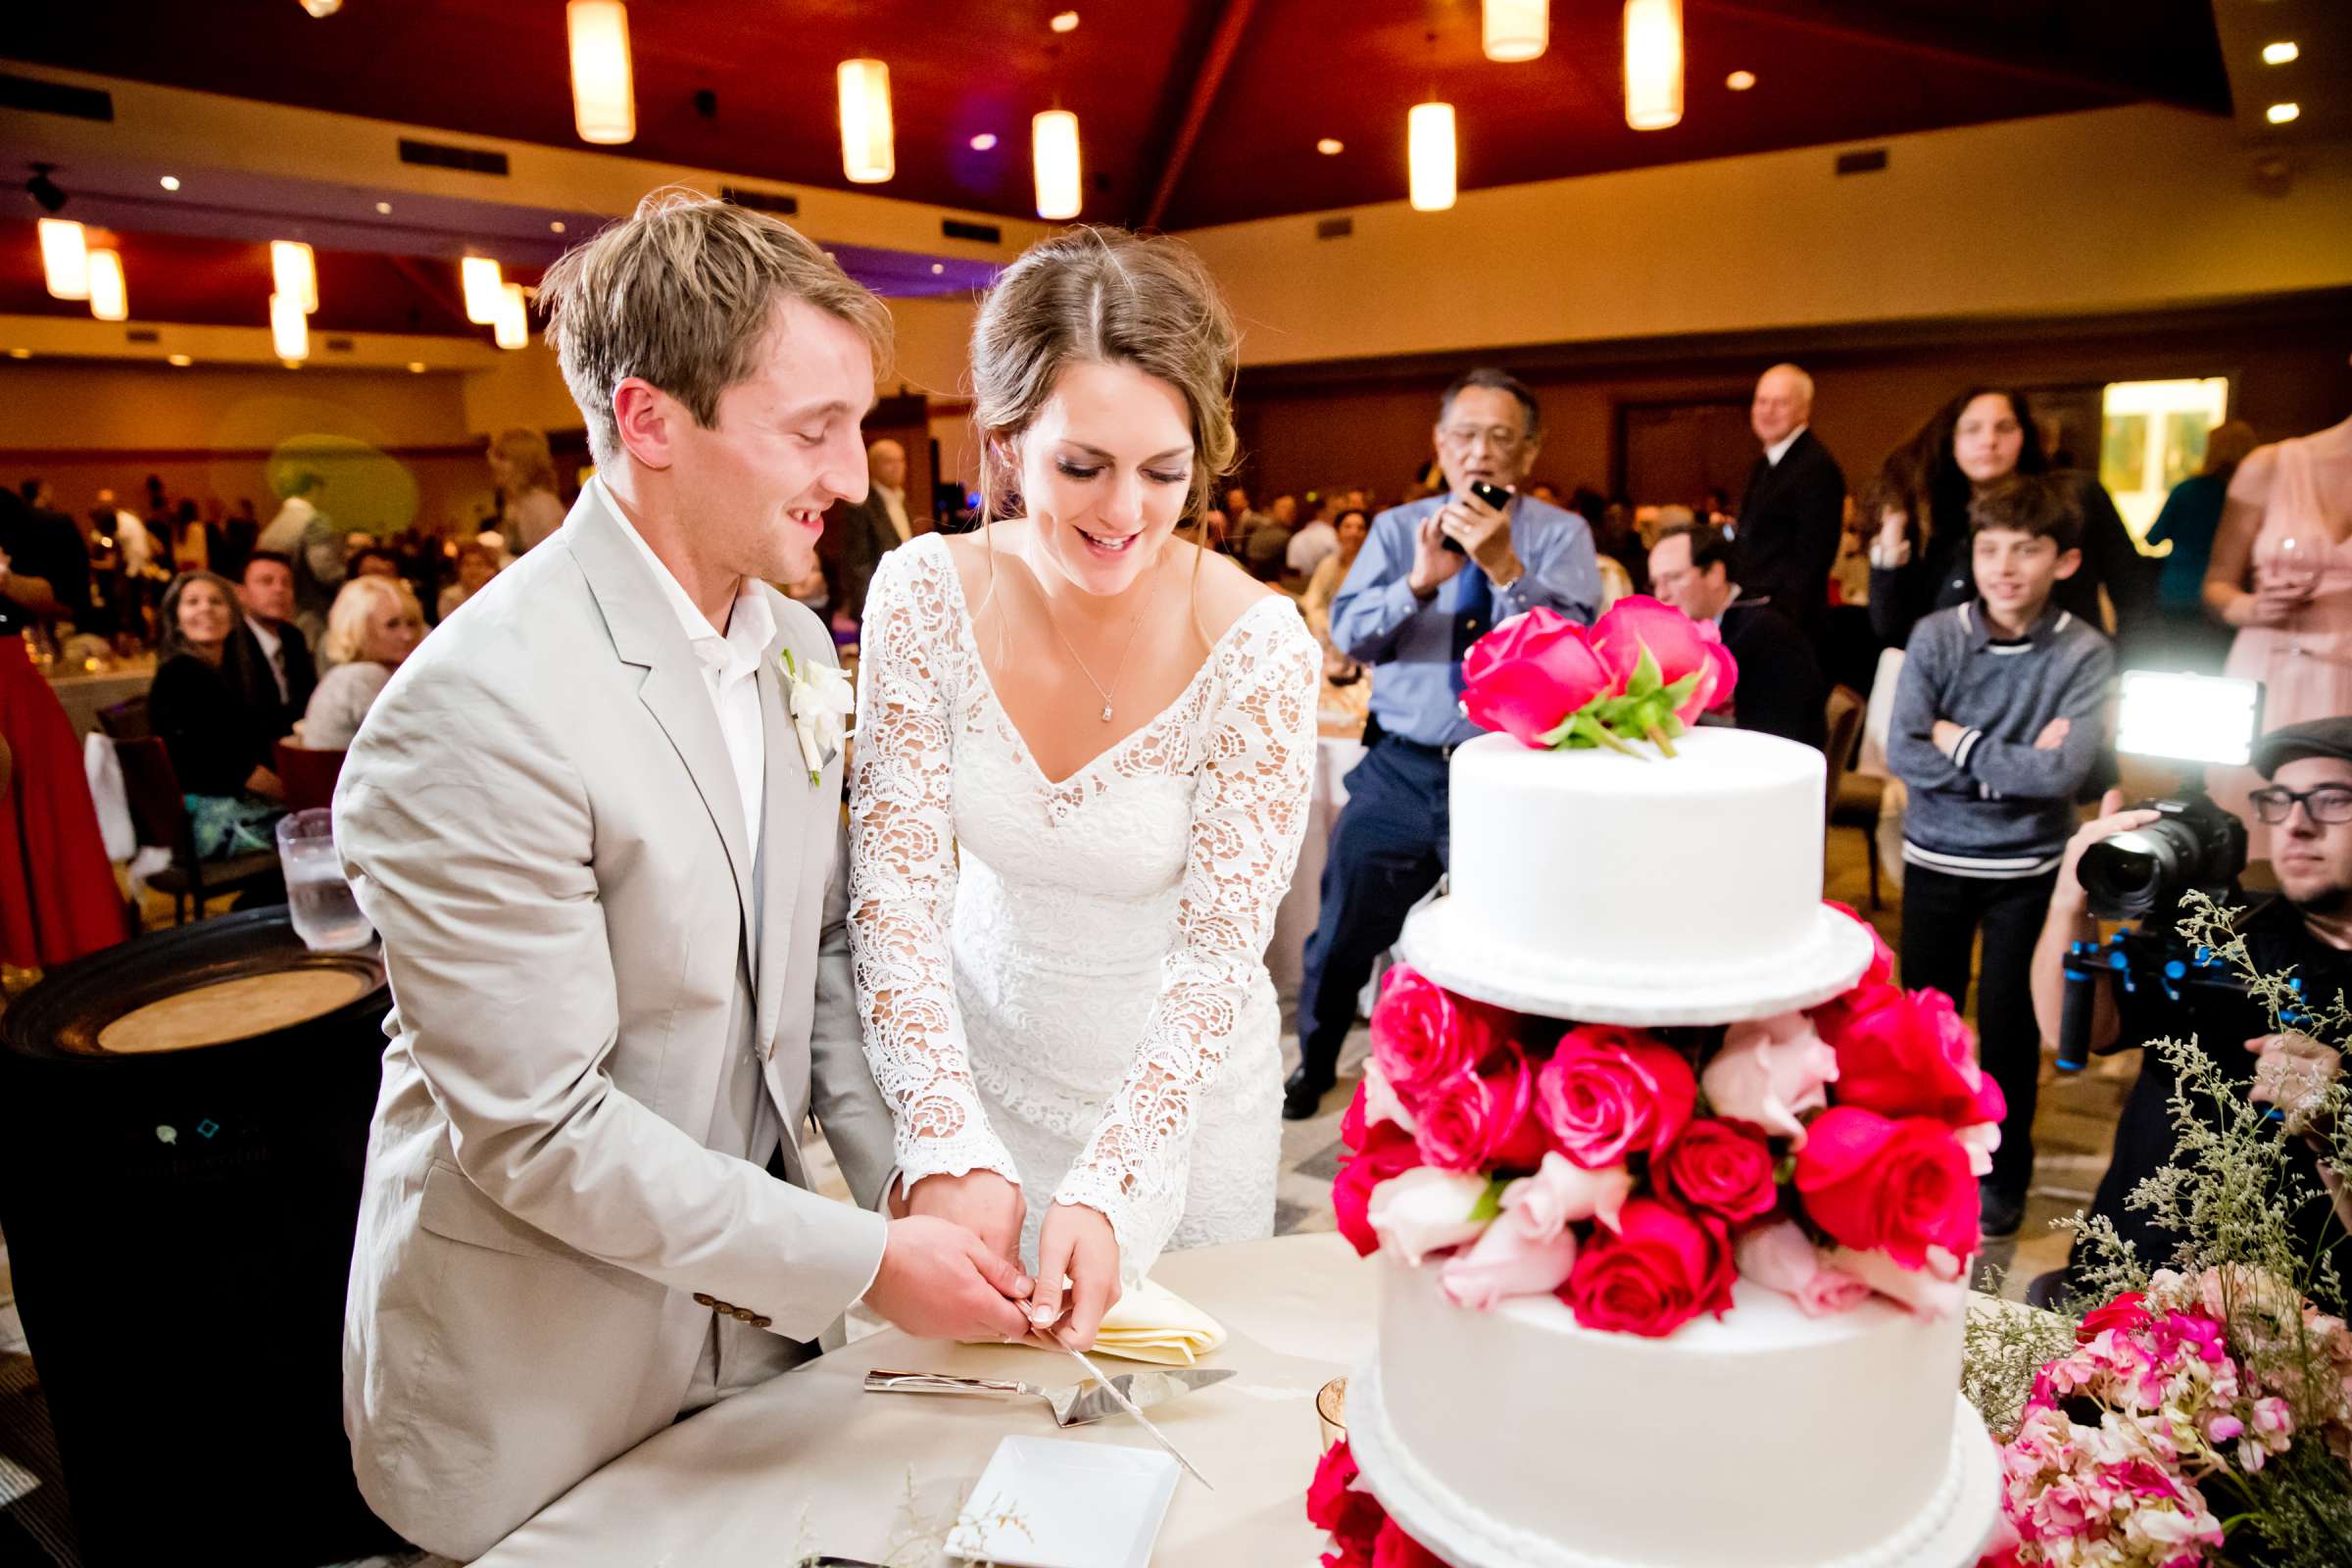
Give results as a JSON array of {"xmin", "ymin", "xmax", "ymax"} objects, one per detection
[{"xmin": 1888, "ymin": 600, "xmax": 2114, "ymax": 878}]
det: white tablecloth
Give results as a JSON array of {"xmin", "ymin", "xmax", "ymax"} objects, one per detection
[
  {"xmin": 1267, "ymin": 737, "xmax": 1365, "ymax": 1004},
  {"xmin": 476, "ymin": 1233, "xmax": 1368, "ymax": 1567}
]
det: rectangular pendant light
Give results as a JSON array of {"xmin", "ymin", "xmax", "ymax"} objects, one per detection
[
  {"xmin": 461, "ymin": 256, "xmax": 505, "ymax": 325},
  {"xmin": 85, "ymin": 248, "xmax": 127, "ymax": 321},
  {"xmin": 1483, "ymin": 0, "xmax": 1548, "ymax": 63},
  {"xmin": 271, "ymin": 240, "xmax": 318, "ymax": 315},
  {"xmin": 1032, "ymin": 109, "xmax": 1082, "ymax": 220},
  {"xmin": 1408, "ymin": 102, "xmax": 1457, "ymax": 212},
  {"xmin": 38, "ymin": 218, "xmax": 89, "ymax": 301},
  {"xmin": 270, "ymin": 291, "xmax": 309, "ymax": 362},
  {"xmin": 837, "ymin": 58, "xmax": 895, "ymax": 184},
  {"xmin": 1624, "ymin": 0, "xmax": 1685, "ymax": 131},
  {"xmin": 566, "ymin": 0, "xmax": 636, "ymax": 145},
  {"xmin": 494, "ymin": 282, "xmax": 529, "ymax": 350}
]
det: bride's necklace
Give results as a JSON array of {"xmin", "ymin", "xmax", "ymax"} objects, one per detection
[{"xmin": 1031, "ymin": 549, "xmax": 1162, "ymax": 723}]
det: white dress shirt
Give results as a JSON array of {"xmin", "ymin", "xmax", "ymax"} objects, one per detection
[
  {"xmin": 245, "ymin": 612, "xmax": 291, "ymax": 703},
  {"xmin": 874, "ymin": 481, "xmax": 912, "ymax": 544},
  {"xmin": 1763, "ymin": 426, "xmax": 1808, "ymax": 467}
]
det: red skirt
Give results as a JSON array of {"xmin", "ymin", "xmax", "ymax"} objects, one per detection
[{"xmin": 0, "ymin": 636, "xmax": 127, "ymax": 967}]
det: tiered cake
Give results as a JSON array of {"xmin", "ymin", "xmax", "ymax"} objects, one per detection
[{"xmin": 1319, "ymin": 712, "xmax": 2002, "ymax": 1568}]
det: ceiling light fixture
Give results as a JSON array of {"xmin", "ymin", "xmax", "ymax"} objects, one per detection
[
  {"xmin": 85, "ymin": 249, "xmax": 128, "ymax": 322},
  {"xmin": 160, "ymin": 174, "xmax": 181, "ymax": 191},
  {"xmin": 37, "ymin": 218, "xmax": 89, "ymax": 301},
  {"xmin": 837, "ymin": 58, "xmax": 896, "ymax": 183},
  {"xmin": 298, "ymin": 0, "xmax": 342, "ymax": 15},
  {"xmin": 1317, "ymin": 137, "xmax": 1345, "ymax": 155},
  {"xmin": 7, "ymin": 350, "xmax": 30, "ymax": 361},
  {"xmin": 566, "ymin": 0, "xmax": 637, "ymax": 145},
  {"xmin": 1624, "ymin": 0, "xmax": 1685, "ymax": 131},
  {"xmin": 550, "ymin": 220, "xmax": 566, "ymax": 232},
  {"xmin": 1726, "ymin": 70, "xmax": 1756, "ymax": 91},
  {"xmin": 1408, "ymin": 101, "xmax": 1457, "ymax": 212},
  {"xmin": 930, "ymin": 263, "xmax": 945, "ymax": 274},
  {"xmin": 1051, "ymin": 11, "xmax": 1080, "ymax": 32},
  {"xmin": 461, "ymin": 257, "xmax": 504, "ymax": 325},
  {"xmin": 2268, "ymin": 101, "xmax": 2301, "ymax": 124},
  {"xmin": 271, "ymin": 240, "xmax": 318, "ymax": 315},
  {"xmin": 494, "ymin": 283, "xmax": 530, "ymax": 350},
  {"xmin": 969, "ymin": 132, "xmax": 999, "ymax": 151},
  {"xmin": 168, "ymin": 353, "xmax": 192, "ymax": 367},
  {"xmin": 408, "ymin": 362, "xmax": 427, "ymax": 373},
  {"xmin": 1033, "ymin": 109, "xmax": 1082, "ymax": 220},
  {"xmin": 375, "ymin": 201, "xmax": 392, "ymax": 215},
  {"xmin": 271, "ymin": 291, "xmax": 309, "ymax": 362},
  {"xmin": 1482, "ymin": 0, "xmax": 1546, "ymax": 63},
  {"xmin": 2262, "ymin": 41, "xmax": 2298, "ymax": 66}
]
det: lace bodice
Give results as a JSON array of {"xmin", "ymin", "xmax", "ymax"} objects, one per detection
[{"xmin": 848, "ymin": 534, "xmax": 1319, "ymax": 1272}]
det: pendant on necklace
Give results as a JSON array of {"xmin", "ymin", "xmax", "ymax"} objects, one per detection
[{"xmin": 1100, "ymin": 704, "xmax": 1114, "ymax": 722}]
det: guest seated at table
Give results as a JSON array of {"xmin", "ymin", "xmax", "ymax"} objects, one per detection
[
  {"xmin": 435, "ymin": 542, "xmax": 500, "ymax": 621},
  {"xmin": 225, "ymin": 549, "xmax": 317, "ymax": 746},
  {"xmin": 1288, "ymin": 496, "xmax": 1342, "ymax": 582},
  {"xmin": 1647, "ymin": 521, "xmax": 1828, "ymax": 752},
  {"xmin": 149, "ymin": 570, "xmax": 284, "ymax": 856},
  {"xmin": 301, "ymin": 575, "xmax": 423, "ymax": 751},
  {"xmin": 1303, "ymin": 506, "xmax": 1374, "ymax": 728}
]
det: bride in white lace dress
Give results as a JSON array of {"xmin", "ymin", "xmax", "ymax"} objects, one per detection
[{"xmin": 849, "ymin": 229, "xmax": 1318, "ymax": 1349}]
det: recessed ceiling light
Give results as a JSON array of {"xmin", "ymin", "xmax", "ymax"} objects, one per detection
[
  {"xmin": 282, "ymin": 360, "xmax": 302, "ymax": 369},
  {"xmin": 549, "ymin": 220, "xmax": 566, "ymax": 233},
  {"xmin": 167, "ymin": 353, "xmax": 192, "ymax": 367},
  {"xmin": 2268, "ymin": 101, "xmax": 2302, "ymax": 124},
  {"xmin": 1051, "ymin": 11, "xmax": 1079, "ymax": 31},
  {"xmin": 375, "ymin": 201, "xmax": 392, "ymax": 215},
  {"xmin": 2262, "ymin": 41, "xmax": 2299, "ymax": 66},
  {"xmin": 8, "ymin": 349, "xmax": 30, "ymax": 360},
  {"xmin": 930, "ymin": 263, "xmax": 946, "ymax": 274},
  {"xmin": 1316, "ymin": 137, "xmax": 1344, "ymax": 155},
  {"xmin": 160, "ymin": 174, "xmax": 181, "ymax": 191},
  {"xmin": 1726, "ymin": 70, "xmax": 1757, "ymax": 91},
  {"xmin": 970, "ymin": 132, "xmax": 999, "ymax": 151},
  {"xmin": 407, "ymin": 361, "xmax": 427, "ymax": 373}
]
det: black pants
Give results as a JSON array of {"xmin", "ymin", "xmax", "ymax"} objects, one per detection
[
  {"xmin": 1294, "ymin": 737, "xmax": 1451, "ymax": 1080},
  {"xmin": 1898, "ymin": 862, "xmax": 2059, "ymax": 1202}
]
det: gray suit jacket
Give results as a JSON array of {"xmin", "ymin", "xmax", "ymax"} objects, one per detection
[{"xmin": 334, "ymin": 480, "xmax": 897, "ymax": 1559}]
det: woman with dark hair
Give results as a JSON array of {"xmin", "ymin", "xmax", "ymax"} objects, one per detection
[
  {"xmin": 2140, "ymin": 419, "xmax": 2261, "ymax": 673},
  {"xmin": 147, "ymin": 569, "xmax": 286, "ymax": 857},
  {"xmin": 1866, "ymin": 387, "xmax": 2152, "ymax": 650}
]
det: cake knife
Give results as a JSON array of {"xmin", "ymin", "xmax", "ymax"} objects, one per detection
[{"xmin": 1056, "ymin": 1340, "xmax": 1215, "ymax": 1491}]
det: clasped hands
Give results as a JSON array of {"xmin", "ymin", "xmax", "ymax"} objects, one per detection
[{"xmin": 863, "ymin": 1168, "xmax": 1123, "ymax": 1351}]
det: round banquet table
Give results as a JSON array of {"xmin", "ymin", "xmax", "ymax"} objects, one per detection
[{"xmin": 475, "ymin": 1231, "xmax": 1369, "ymax": 1567}]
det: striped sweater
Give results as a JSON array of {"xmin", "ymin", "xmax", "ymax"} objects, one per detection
[{"xmin": 1887, "ymin": 600, "xmax": 2115, "ymax": 878}]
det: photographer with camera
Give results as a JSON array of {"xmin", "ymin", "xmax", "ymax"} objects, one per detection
[{"xmin": 2031, "ymin": 715, "xmax": 2352, "ymax": 1298}]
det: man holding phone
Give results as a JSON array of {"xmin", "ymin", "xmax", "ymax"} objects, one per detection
[{"xmin": 1286, "ymin": 368, "xmax": 1601, "ymax": 1118}]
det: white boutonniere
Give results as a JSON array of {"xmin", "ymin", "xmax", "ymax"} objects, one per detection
[{"xmin": 779, "ymin": 647, "xmax": 855, "ymax": 786}]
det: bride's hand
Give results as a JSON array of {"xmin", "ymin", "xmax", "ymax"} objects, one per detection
[
  {"xmin": 1030, "ymin": 1202, "xmax": 1122, "ymax": 1351},
  {"xmin": 906, "ymin": 1170, "xmax": 1026, "ymax": 1268}
]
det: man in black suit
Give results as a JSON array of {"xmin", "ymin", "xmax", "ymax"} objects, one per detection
[
  {"xmin": 835, "ymin": 437, "xmax": 914, "ymax": 627},
  {"xmin": 226, "ymin": 549, "xmax": 317, "ymax": 746},
  {"xmin": 1734, "ymin": 364, "xmax": 1845, "ymax": 645},
  {"xmin": 1648, "ymin": 521, "xmax": 1827, "ymax": 753},
  {"xmin": 9, "ymin": 479, "xmax": 92, "ymax": 625}
]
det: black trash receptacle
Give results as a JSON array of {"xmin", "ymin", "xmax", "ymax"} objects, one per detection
[{"xmin": 0, "ymin": 909, "xmax": 403, "ymax": 1565}]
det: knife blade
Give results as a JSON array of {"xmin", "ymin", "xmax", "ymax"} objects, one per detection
[
  {"xmin": 1061, "ymin": 1366, "xmax": 1236, "ymax": 1427},
  {"xmin": 1058, "ymin": 1342, "xmax": 1215, "ymax": 1490}
]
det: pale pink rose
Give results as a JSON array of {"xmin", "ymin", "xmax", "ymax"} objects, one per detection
[
  {"xmin": 1735, "ymin": 1220, "xmax": 1873, "ymax": 1317},
  {"xmin": 1954, "ymin": 1119, "xmax": 2001, "ymax": 1178},
  {"xmin": 1701, "ymin": 1012, "xmax": 1838, "ymax": 1145},
  {"xmin": 1503, "ymin": 1151, "xmax": 1634, "ymax": 1239},
  {"xmin": 1831, "ymin": 1244, "xmax": 1968, "ymax": 1318},
  {"xmin": 1363, "ymin": 1058, "xmax": 1419, "ymax": 1135},
  {"xmin": 1367, "ymin": 1167, "xmax": 1493, "ymax": 1265},
  {"xmin": 1439, "ymin": 1204, "xmax": 1581, "ymax": 1310}
]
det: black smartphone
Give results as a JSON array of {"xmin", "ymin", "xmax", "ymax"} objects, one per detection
[{"xmin": 1442, "ymin": 480, "xmax": 1512, "ymax": 554}]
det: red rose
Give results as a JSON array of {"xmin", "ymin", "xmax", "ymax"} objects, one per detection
[
  {"xmin": 1825, "ymin": 902, "xmax": 1895, "ymax": 988},
  {"xmin": 1821, "ymin": 987, "xmax": 1991, "ymax": 1127},
  {"xmin": 1561, "ymin": 1197, "xmax": 1735, "ymax": 1338},
  {"xmin": 1793, "ymin": 1107, "xmax": 1979, "ymax": 1269},
  {"xmin": 1371, "ymin": 1520, "xmax": 1447, "ymax": 1568},
  {"xmin": 1369, "ymin": 966, "xmax": 1501, "ymax": 1100},
  {"xmin": 2077, "ymin": 1291, "xmax": 2151, "ymax": 1346},
  {"xmin": 1534, "ymin": 1025, "xmax": 1697, "ymax": 1169},
  {"xmin": 1414, "ymin": 1048, "xmax": 1546, "ymax": 1173},
  {"xmin": 1659, "ymin": 1118, "xmax": 1782, "ymax": 1223},
  {"xmin": 1307, "ymin": 1438, "xmax": 1388, "ymax": 1557},
  {"xmin": 1334, "ymin": 1123, "xmax": 1423, "ymax": 1257},
  {"xmin": 1461, "ymin": 607, "xmax": 1617, "ymax": 748},
  {"xmin": 1341, "ymin": 1079, "xmax": 1369, "ymax": 1152},
  {"xmin": 1592, "ymin": 595, "xmax": 1740, "ymax": 724}
]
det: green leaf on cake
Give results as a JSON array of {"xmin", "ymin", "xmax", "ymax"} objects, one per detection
[{"xmin": 1467, "ymin": 1177, "xmax": 1508, "ymax": 1225}]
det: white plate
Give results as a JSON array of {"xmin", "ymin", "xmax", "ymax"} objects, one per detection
[{"xmin": 946, "ymin": 1435, "xmax": 1181, "ymax": 1568}]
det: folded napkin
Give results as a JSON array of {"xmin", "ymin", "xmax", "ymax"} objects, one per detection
[{"xmin": 1090, "ymin": 1276, "xmax": 1226, "ymax": 1366}]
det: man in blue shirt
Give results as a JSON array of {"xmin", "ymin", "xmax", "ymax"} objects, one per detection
[{"xmin": 1286, "ymin": 368, "xmax": 1602, "ymax": 1118}]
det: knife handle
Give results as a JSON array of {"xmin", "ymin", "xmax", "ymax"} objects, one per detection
[{"xmin": 863, "ymin": 1369, "xmax": 1031, "ymax": 1399}]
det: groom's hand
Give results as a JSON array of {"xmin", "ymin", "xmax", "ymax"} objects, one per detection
[
  {"xmin": 906, "ymin": 1170, "xmax": 1026, "ymax": 1265},
  {"xmin": 862, "ymin": 1216, "xmax": 1035, "ymax": 1342}
]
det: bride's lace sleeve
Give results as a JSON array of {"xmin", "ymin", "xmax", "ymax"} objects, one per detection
[
  {"xmin": 1054, "ymin": 607, "xmax": 1320, "ymax": 1277},
  {"xmin": 848, "ymin": 549, "xmax": 1022, "ymax": 1195}
]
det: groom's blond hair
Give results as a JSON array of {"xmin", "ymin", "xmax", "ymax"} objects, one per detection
[{"xmin": 540, "ymin": 187, "xmax": 895, "ymax": 466}]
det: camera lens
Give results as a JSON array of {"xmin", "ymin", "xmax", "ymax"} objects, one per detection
[{"xmin": 2079, "ymin": 822, "xmax": 2193, "ymax": 917}]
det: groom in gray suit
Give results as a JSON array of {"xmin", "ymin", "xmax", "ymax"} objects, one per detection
[{"xmin": 333, "ymin": 192, "xmax": 1034, "ymax": 1559}]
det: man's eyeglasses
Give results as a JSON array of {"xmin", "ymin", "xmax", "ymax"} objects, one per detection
[
  {"xmin": 2248, "ymin": 784, "xmax": 2352, "ymax": 825},
  {"xmin": 1438, "ymin": 424, "xmax": 1528, "ymax": 454}
]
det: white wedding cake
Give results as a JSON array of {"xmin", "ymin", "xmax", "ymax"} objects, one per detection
[{"xmin": 1322, "ymin": 719, "xmax": 1999, "ymax": 1568}]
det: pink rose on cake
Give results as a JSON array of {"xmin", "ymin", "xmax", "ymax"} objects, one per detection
[
  {"xmin": 1535, "ymin": 1025, "xmax": 1697, "ymax": 1169},
  {"xmin": 1414, "ymin": 1048, "xmax": 1546, "ymax": 1173},
  {"xmin": 1830, "ymin": 1244, "xmax": 1968, "ymax": 1317},
  {"xmin": 1437, "ymin": 1152, "xmax": 1631, "ymax": 1310},
  {"xmin": 1334, "ymin": 1122, "xmax": 1423, "ymax": 1258},
  {"xmin": 1369, "ymin": 965, "xmax": 1502, "ymax": 1100},
  {"xmin": 1794, "ymin": 1107, "xmax": 1980, "ymax": 1270},
  {"xmin": 1561, "ymin": 1198, "xmax": 1735, "ymax": 1337},
  {"xmin": 1825, "ymin": 901, "xmax": 1896, "ymax": 988},
  {"xmin": 1591, "ymin": 595, "xmax": 1740, "ymax": 726},
  {"xmin": 1371, "ymin": 1521, "xmax": 1447, "ymax": 1568},
  {"xmin": 1367, "ymin": 1166, "xmax": 1493, "ymax": 1266},
  {"xmin": 1659, "ymin": 1118, "xmax": 1782, "ymax": 1224},
  {"xmin": 1306, "ymin": 1440, "xmax": 1385, "ymax": 1562},
  {"xmin": 1819, "ymin": 986, "xmax": 2005, "ymax": 1130},
  {"xmin": 1734, "ymin": 1220, "xmax": 1873, "ymax": 1317},
  {"xmin": 1700, "ymin": 1011, "xmax": 1838, "ymax": 1146},
  {"xmin": 1459, "ymin": 607, "xmax": 1616, "ymax": 748}
]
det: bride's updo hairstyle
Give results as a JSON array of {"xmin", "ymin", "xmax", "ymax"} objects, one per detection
[{"xmin": 969, "ymin": 226, "xmax": 1241, "ymax": 532}]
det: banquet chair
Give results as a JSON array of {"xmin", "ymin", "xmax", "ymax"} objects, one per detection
[
  {"xmin": 1824, "ymin": 685, "xmax": 1883, "ymax": 909},
  {"xmin": 96, "ymin": 694, "xmax": 150, "ymax": 740},
  {"xmin": 111, "ymin": 736, "xmax": 280, "ymax": 924},
  {"xmin": 274, "ymin": 740, "xmax": 347, "ymax": 814}
]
